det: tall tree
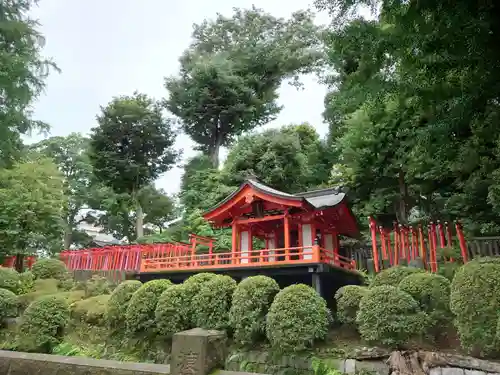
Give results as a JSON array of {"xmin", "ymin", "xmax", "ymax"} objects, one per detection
[
  {"xmin": 316, "ymin": 0, "xmax": 500, "ymax": 233},
  {"xmin": 139, "ymin": 185, "xmax": 176, "ymax": 233},
  {"xmin": 0, "ymin": 0, "xmax": 58, "ymax": 167},
  {"xmin": 165, "ymin": 7, "xmax": 322, "ymax": 168},
  {"xmin": 222, "ymin": 124, "xmax": 329, "ymax": 193},
  {"xmin": 30, "ymin": 133, "xmax": 97, "ymax": 248},
  {"xmin": 0, "ymin": 157, "xmax": 66, "ymax": 269},
  {"xmin": 89, "ymin": 92, "xmax": 179, "ymax": 238}
]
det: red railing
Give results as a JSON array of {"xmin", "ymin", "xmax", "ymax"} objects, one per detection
[
  {"xmin": 59, "ymin": 244, "xmax": 356, "ymax": 274},
  {"xmin": 2, "ymin": 255, "xmax": 37, "ymax": 270}
]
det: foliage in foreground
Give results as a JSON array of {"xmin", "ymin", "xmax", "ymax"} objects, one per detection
[
  {"xmin": 266, "ymin": 284, "xmax": 329, "ymax": 353},
  {"xmin": 31, "ymin": 259, "xmax": 69, "ymax": 281},
  {"xmin": 370, "ymin": 266, "xmax": 425, "ymax": 288},
  {"xmin": 0, "ymin": 288, "xmax": 18, "ymax": 324},
  {"xmin": 450, "ymin": 259, "xmax": 500, "ymax": 356},
  {"xmin": 155, "ymin": 284, "xmax": 192, "ymax": 338},
  {"xmin": 17, "ymin": 295, "xmax": 70, "ymax": 353},
  {"xmin": 230, "ymin": 275, "xmax": 280, "ymax": 346},
  {"xmin": 356, "ymin": 285, "xmax": 428, "ymax": 347},
  {"xmin": 106, "ymin": 280, "xmax": 142, "ymax": 329},
  {"xmin": 334, "ymin": 285, "xmax": 368, "ymax": 327}
]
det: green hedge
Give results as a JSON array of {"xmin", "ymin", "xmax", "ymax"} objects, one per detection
[
  {"xmin": 18, "ymin": 271, "xmax": 35, "ymax": 294},
  {"xmin": 266, "ymin": 284, "xmax": 329, "ymax": 352},
  {"xmin": 71, "ymin": 294, "xmax": 110, "ymax": 325},
  {"xmin": 125, "ymin": 279, "xmax": 172, "ymax": 334},
  {"xmin": 31, "ymin": 259, "xmax": 68, "ymax": 280},
  {"xmin": 450, "ymin": 259, "xmax": 500, "ymax": 356},
  {"xmin": 17, "ymin": 295, "xmax": 70, "ymax": 353},
  {"xmin": 356, "ymin": 285, "xmax": 428, "ymax": 347},
  {"xmin": 184, "ymin": 273, "xmax": 217, "ymax": 326},
  {"xmin": 155, "ymin": 284, "xmax": 191, "ymax": 338},
  {"xmin": 229, "ymin": 275, "xmax": 280, "ymax": 345},
  {"xmin": 370, "ymin": 266, "xmax": 425, "ymax": 287},
  {"xmin": 398, "ymin": 272, "xmax": 451, "ymax": 328},
  {"xmin": 192, "ymin": 275, "xmax": 236, "ymax": 330},
  {"xmin": 0, "ymin": 288, "xmax": 18, "ymax": 323},
  {"xmin": 0, "ymin": 268, "xmax": 20, "ymax": 293},
  {"xmin": 106, "ymin": 280, "xmax": 142, "ymax": 329},
  {"xmin": 83, "ymin": 274, "xmax": 113, "ymax": 298},
  {"xmin": 334, "ymin": 285, "xmax": 368, "ymax": 327}
]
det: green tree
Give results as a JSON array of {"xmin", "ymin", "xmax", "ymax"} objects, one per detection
[
  {"xmin": 30, "ymin": 133, "xmax": 99, "ymax": 248},
  {"xmin": 89, "ymin": 92, "xmax": 179, "ymax": 239},
  {"xmin": 139, "ymin": 186, "xmax": 176, "ymax": 233},
  {"xmin": 223, "ymin": 124, "xmax": 329, "ymax": 193},
  {"xmin": 0, "ymin": 0, "xmax": 58, "ymax": 167},
  {"xmin": 0, "ymin": 157, "xmax": 66, "ymax": 269},
  {"xmin": 165, "ymin": 7, "xmax": 322, "ymax": 168}
]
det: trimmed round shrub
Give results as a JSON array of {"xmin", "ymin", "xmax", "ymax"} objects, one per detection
[
  {"xmin": 184, "ymin": 273, "xmax": 217, "ymax": 326},
  {"xmin": 18, "ymin": 271, "xmax": 35, "ymax": 294},
  {"xmin": 17, "ymin": 295, "xmax": 70, "ymax": 353},
  {"xmin": 334, "ymin": 285, "xmax": 369, "ymax": 326},
  {"xmin": 356, "ymin": 285, "xmax": 428, "ymax": 347},
  {"xmin": 71, "ymin": 294, "xmax": 110, "ymax": 325},
  {"xmin": 398, "ymin": 272, "xmax": 451, "ymax": 327},
  {"xmin": 125, "ymin": 279, "xmax": 172, "ymax": 334},
  {"xmin": 31, "ymin": 259, "xmax": 68, "ymax": 280},
  {"xmin": 266, "ymin": 284, "xmax": 329, "ymax": 352},
  {"xmin": 155, "ymin": 284, "xmax": 191, "ymax": 337},
  {"xmin": 0, "ymin": 267, "xmax": 20, "ymax": 293},
  {"xmin": 106, "ymin": 280, "xmax": 142, "ymax": 329},
  {"xmin": 229, "ymin": 276, "xmax": 280, "ymax": 345},
  {"xmin": 83, "ymin": 274, "xmax": 113, "ymax": 297},
  {"xmin": 192, "ymin": 275, "xmax": 237, "ymax": 330},
  {"xmin": 370, "ymin": 266, "xmax": 425, "ymax": 287},
  {"xmin": 0, "ymin": 288, "xmax": 18, "ymax": 323},
  {"xmin": 450, "ymin": 259, "xmax": 500, "ymax": 356}
]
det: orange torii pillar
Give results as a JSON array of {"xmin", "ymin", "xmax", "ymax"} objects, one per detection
[{"xmin": 369, "ymin": 217, "xmax": 380, "ymax": 272}]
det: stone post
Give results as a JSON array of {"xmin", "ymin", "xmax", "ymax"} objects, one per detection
[{"xmin": 171, "ymin": 328, "xmax": 227, "ymax": 375}]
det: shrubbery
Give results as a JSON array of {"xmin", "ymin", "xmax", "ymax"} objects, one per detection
[
  {"xmin": 229, "ymin": 275, "xmax": 280, "ymax": 346},
  {"xmin": 0, "ymin": 267, "xmax": 20, "ymax": 293},
  {"xmin": 106, "ymin": 280, "xmax": 142, "ymax": 329},
  {"xmin": 184, "ymin": 273, "xmax": 217, "ymax": 326},
  {"xmin": 356, "ymin": 285, "xmax": 428, "ymax": 347},
  {"xmin": 83, "ymin": 274, "xmax": 113, "ymax": 297},
  {"xmin": 31, "ymin": 259, "xmax": 68, "ymax": 280},
  {"xmin": 125, "ymin": 279, "xmax": 172, "ymax": 334},
  {"xmin": 17, "ymin": 295, "xmax": 70, "ymax": 353},
  {"xmin": 266, "ymin": 284, "xmax": 328, "ymax": 352},
  {"xmin": 155, "ymin": 284, "xmax": 191, "ymax": 337},
  {"xmin": 71, "ymin": 294, "xmax": 110, "ymax": 325},
  {"xmin": 450, "ymin": 259, "xmax": 500, "ymax": 356},
  {"xmin": 370, "ymin": 266, "xmax": 424, "ymax": 287},
  {"xmin": 192, "ymin": 275, "xmax": 236, "ymax": 330},
  {"xmin": 0, "ymin": 288, "xmax": 18, "ymax": 324},
  {"xmin": 398, "ymin": 272, "xmax": 451, "ymax": 327},
  {"xmin": 18, "ymin": 271, "xmax": 35, "ymax": 294},
  {"xmin": 334, "ymin": 285, "xmax": 368, "ymax": 327}
]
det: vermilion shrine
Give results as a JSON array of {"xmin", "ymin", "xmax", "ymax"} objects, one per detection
[{"xmin": 3, "ymin": 178, "xmax": 475, "ymax": 300}]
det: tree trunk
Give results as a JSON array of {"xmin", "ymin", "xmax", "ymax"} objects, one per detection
[
  {"xmin": 135, "ymin": 194, "xmax": 144, "ymax": 239},
  {"xmin": 14, "ymin": 253, "xmax": 24, "ymax": 273},
  {"xmin": 398, "ymin": 168, "xmax": 408, "ymax": 224},
  {"xmin": 209, "ymin": 119, "xmax": 223, "ymax": 169},
  {"xmin": 63, "ymin": 225, "xmax": 72, "ymax": 249}
]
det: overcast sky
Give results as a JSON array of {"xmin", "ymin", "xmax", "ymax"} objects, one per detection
[{"xmin": 29, "ymin": 0, "xmax": 332, "ymax": 195}]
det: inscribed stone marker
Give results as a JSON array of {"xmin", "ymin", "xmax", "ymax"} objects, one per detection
[{"xmin": 171, "ymin": 328, "xmax": 227, "ymax": 375}]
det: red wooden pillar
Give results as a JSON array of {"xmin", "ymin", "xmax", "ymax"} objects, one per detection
[
  {"xmin": 419, "ymin": 225, "xmax": 427, "ymax": 269},
  {"xmin": 231, "ymin": 220, "xmax": 238, "ymax": 263},
  {"xmin": 284, "ymin": 213, "xmax": 290, "ymax": 261},
  {"xmin": 247, "ymin": 224, "xmax": 253, "ymax": 262},
  {"xmin": 455, "ymin": 221, "xmax": 468, "ymax": 263},
  {"xmin": 369, "ymin": 217, "xmax": 380, "ymax": 272}
]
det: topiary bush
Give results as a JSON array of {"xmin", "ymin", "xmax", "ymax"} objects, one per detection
[
  {"xmin": 17, "ymin": 278, "xmax": 60, "ymax": 311},
  {"xmin": 31, "ymin": 258, "xmax": 68, "ymax": 280},
  {"xmin": 356, "ymin": 285, "xmax": 428, "ymax": 347},
  {"xmin": 18, "ymin": 271, "xmax": 35, "ymax": 294},
  {"xmin": 125, "ymin": 279, "xmax": 172, "ymax": 334},
  {"xmin": 370, "ymin": 266, "xmax": 425, "ymax": 287},
  {"xmin": 83, "ymin": 274, "xmax": 113, "ymax": 297},
  {"xmin": 229, "ymin": 275, "xmax": 280, "ymax": 346},
  {"xmin": 334, "ymin": 285, "xmax": 369, "ymax": 327},
  {"xmin": 398, "ymin": 272, "xmax": 451, "ymax": 328},
  {"xmin": 71, "ymin": 294, "xmax": 110, "ymax": 325},
  {"xmin": 450, "ymin": 259, "xmax": 500, "ymax": 356},
  {"xmin": 17, "ymin": 295, "xmax": 70, "ymax": 353},
  {"xmin": 106, "ymin": 280, "xmax": 142, "ymax": 329},
  {"xmin": 0, "ymin": 288, "xmax": 18, "ymax": 324},
  {"xmin": 155, "ymin": 284, "xmax": 191, "ymax": 338},
  {"xmin": 183, "ymin": 272, "xmax": 217, "ymax": 326},
  {"xmin": 266, "ymin": 284, "xmax": 329, "ymax": 353},
  {"xmin": 0, "ymin": 267, "xmax": 20, "ymax": 293},
  {"xmin": 192, "ymin": 275, "xmax": 237, "ymax": 331}
]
